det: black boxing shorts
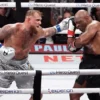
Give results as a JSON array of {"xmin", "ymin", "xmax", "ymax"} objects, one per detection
[{"xmin": 75, "ymin": 54, "xmax": 100, "ymax": 86}]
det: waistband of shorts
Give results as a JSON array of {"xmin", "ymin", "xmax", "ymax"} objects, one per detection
[
  {"xmin": 83, "ymin": 53, "xmax": 100, "ymax": 59},
  {"xmin": 83, "ymin": 54, "xmax": 100, "ymax": 64},
  {"xmin": 7, "ymin": 57, "xmax": 28, "ymax": 65}
]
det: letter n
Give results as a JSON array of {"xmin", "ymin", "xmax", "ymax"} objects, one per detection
[{"xmin": 44, "ymin": 56, "xmax": 58, "ymax": 62}]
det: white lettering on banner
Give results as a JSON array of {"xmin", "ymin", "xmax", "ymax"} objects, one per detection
[
  {"xmin": 34, "ymin": 45, "xmax": 42, "ymax": 51},
  {"xmin": 53, "ymin": 45, "xmax": 67, "ymax": 51},
  {"xmin": 30, "ymin": 44, "xmax": 83, "ymax": 53},
  {"xmin": 33, "ymin": 45, "xmax": 69, "ymax": 52},
  {"xmin": 44, "ymin": 55, "xmax": 82, "ymax": 62},
  {"xmin": 44, "ymin": 45, "xmax": 53, "ymax": 51}
]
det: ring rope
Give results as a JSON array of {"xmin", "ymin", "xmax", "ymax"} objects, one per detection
[
  {"xmin": 0, "ymin": 88, "xmax": 100, "ymax": 94},
  {"xmin": 0, "ymin": 2, "xmax": 100, "ymax": 8},
  {"xmin": 1, "ymin": 69, "xmax": 100, "ymax": 76}
]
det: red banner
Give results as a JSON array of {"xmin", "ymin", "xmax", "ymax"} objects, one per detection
[{"xmin": 30, "ymin": 44, "xmax": 83, "ymax": 54}]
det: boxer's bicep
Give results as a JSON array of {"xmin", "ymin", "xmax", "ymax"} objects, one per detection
[{"xmin": 75, "ymin": 25, "xmax": 97, "ymax": 48}]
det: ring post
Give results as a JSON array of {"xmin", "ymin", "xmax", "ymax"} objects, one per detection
[
  {"xmin": 33, "ymin": 70, "xmax": 42, "ymax": 100},
  {"xmin": 15, "ymin": 0, "xmax": 21, "ymax": 10}
]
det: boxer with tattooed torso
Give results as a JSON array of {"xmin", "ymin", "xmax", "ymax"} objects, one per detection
[{"xmin": 0, "ymin": 9, "xmax": 71, "ymax": 100}]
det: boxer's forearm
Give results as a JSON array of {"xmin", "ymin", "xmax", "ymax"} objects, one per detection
[
  {"xmin": 74, "ymin": 38, "xmax": 83, "ymax": 48},
  {"xmin": 43, "ymin": 18, "xmax": 70, "ymax": 37},
  {"xmin": 43, "ymin": 27, "xmax": 56, "ymax": 37}
]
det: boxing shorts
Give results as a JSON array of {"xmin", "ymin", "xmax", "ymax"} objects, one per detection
[
  {"xmin": 76, "ymin": 53, "xmax": 100, "ymax": 86},
  {"xmin": 0, "ymin": 46, "xmax": 34, "ymax": 89}
]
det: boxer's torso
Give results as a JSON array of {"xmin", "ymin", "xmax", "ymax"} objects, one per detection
[{"xmin": 3, "ymin": 23, "xmax": 43, "ymax": 60}]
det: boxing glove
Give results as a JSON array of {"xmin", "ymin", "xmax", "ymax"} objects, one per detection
[
  {"xmin": 0, "ymin": 46, "xmax": 15, "ymax": 62},
  {"xmin": 67, "ymin": 16, "xmax": 76, "ymax": 37},
  {"xmin": 68, "ymin": 41, "xmax": 82, "ymax": 52},
  {"xmin": 68, "ymin": 41, "xmax": 77, "ymax": 52},
  {"xmin": 53, "ymin": 18, "xmax": 70, "ymax": 32}
]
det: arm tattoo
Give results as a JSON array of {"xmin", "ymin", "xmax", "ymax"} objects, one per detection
[
  {"xmin": 0, "ymin": 25, "xmax": 13, "ymax": 40},
  {"xmin": 44, "ymin": 27, "xmax": 56, "ymax": 37}
]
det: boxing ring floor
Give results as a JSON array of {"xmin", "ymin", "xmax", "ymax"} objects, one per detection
[{"xmin": 0, "ymin": 54, "xmax": 89, "ymax": 100}]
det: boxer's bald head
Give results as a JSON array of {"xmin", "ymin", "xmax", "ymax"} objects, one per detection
[
  {"xmin": 74, "ymin": 10, "xmax": 92, "ymax": 32},
  {"xmin": 75, "ymin": 10, "xmax": 89, "ymax": 19}
]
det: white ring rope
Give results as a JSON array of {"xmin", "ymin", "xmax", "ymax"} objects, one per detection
[
  {"xmin": 0, "ymin": 69, "xmax": 100, "ymax": 76},
  {"xmin": 0, "ymin": 88, "xmax": 100, "ymax": 94},
  {"xmin": 0, "ymin": 2, "xmax": 100, "ymax": 8}
]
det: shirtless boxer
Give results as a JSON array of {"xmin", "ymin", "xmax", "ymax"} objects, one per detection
[
  {"xmin": 0, "ymin": 9, "xmax": 70, "ymax": 100},
  {"xmin": 68, "ymin": 10, "xmax": 100, "ymax": 100}
]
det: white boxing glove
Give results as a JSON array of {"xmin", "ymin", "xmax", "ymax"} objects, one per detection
[
  {"xmin": 53, "ymin": 18, "xmax": 70, "ymax": 32},
  {"xmin": 67, "ymin": 16, "xmax": 76, "ymax": 37},
  {"xmin": 0, "ymin": 46, "xmax": 15, "ymax": 63}
]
